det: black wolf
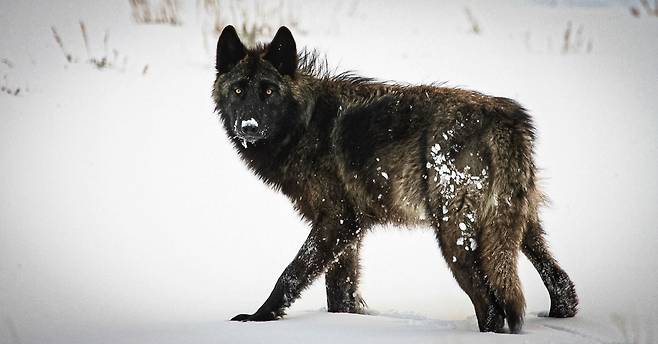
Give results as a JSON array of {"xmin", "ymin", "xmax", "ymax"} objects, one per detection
[{"xmin": 212, "ymin": 25, "xmax": 578, "ymax": 333}]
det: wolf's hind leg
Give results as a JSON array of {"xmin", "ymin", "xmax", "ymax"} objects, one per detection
[
  {"xmin": 479, "ymin": 208, "xmax": 526, "ymax": 334},
  {"xmin": 325, "ymin": 240, "xmax": 367, "ymax": 314},
  {"xmin": 433, "ymin": 205, "xmax": 505, "ymax": 333},
  {"xmin": 522, "ymin": 220, "xmax": 578, "ymax": 318}
]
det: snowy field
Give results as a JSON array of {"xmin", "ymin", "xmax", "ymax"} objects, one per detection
[{"xmin": 1, "ymin": 0, "xmax": 657, "ymax": 343}]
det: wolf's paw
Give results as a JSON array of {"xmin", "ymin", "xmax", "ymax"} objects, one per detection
[
  {"xmin": 230, "ymin": 311, "xmax": 279, "ymax": 322},
  {"xmin": 478, "ymin": 305, "xmax": 506, "ymax": 333},
  {"xmin": 327, "ymin": 295, "xmax": 368, "ymax": 314},
  {"xmin": 549, "ymin": 299, "xmax": 578, "ymax": 318},
  {"xmin": 549, "ymin": 279, "xmax": 578, "ymax": 318}
]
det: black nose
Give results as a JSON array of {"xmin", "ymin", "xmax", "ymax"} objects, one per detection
[
  {"xmin": 237, "ymin": 117, "xmax": 264, "ymax": 141},
  {"xmin": 242, "ymin": 124, "xmax": 259, "ymax": 136}
]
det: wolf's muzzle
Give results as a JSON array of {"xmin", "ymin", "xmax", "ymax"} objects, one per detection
[{"xmin": 236, "ymin": 117, "xmax": 264, "ymax": 142}]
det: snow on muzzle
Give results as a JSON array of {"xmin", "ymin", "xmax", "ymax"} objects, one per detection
[{"xmin": 235, "ymin": 117, "xmax": 265, "ymax": 146}]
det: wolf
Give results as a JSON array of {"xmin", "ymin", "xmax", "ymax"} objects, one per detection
[{"xmin": 212, "ymin": 25, "xmax": 578, "ymax": 333}]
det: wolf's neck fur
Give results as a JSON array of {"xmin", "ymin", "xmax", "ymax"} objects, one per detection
[
  {"xmin": 231, "ymin": 75, "xmax": 370, "ymax": 195},
  {"xmin": 227, "ymin": 51, "xmax": 398, "ymax": 199}
]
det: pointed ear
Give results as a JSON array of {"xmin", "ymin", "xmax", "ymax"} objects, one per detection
[
  {"xmin": 264, "ymin": 26, "xmax": 297, "ymax": 76},
  {"xmin": 216, "ymin": 25, "xmax": 246, "ymax": 74}
]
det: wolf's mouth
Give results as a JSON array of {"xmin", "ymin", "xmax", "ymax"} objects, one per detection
[{"xmin": 235, "ymin": 133, "xmax": 263, "ymax": 143}]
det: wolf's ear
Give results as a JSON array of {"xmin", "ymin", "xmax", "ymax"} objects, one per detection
[
  {"xmin": 264, "ymin": 26, "xmax": 297, "ymax": 76},
  {"xmin": 216, "ymin": 25, "xmax": 246, "ymax": 74}
]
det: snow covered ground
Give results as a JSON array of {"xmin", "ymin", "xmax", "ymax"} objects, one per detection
[{"xmin": 1, "ymin": 0, "xmax": 657, "ymax": 343}]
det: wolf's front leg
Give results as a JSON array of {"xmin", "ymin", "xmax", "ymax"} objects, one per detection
[
  {"xmin": 325, "ymin": 240, "xmax": 366, "ymax": 314},
  {"xmin": 231, "ymin": 221, "xmax": 361, "ymax": 321}
]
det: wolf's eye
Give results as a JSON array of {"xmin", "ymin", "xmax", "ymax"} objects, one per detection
[
  {"xmin": 265, "ymin": 88, "xmax": 273, "ymax": 96},
  {"xmin": 234, "ymin": 88, "xmax": 242, "ymax": 95}
]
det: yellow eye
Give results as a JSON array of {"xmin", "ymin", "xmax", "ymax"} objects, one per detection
[
  {"xmin": 234, "ymin": 88, "xmax": 242, "ymax": 95},
  {"xmin": 265, "ymin": 88, "xmax": 273, "ymax": 96}
]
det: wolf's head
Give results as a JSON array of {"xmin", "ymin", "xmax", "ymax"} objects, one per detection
[{"xmin": 213, "ymin": 25, "xmax": 301, "ymax": 147}]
